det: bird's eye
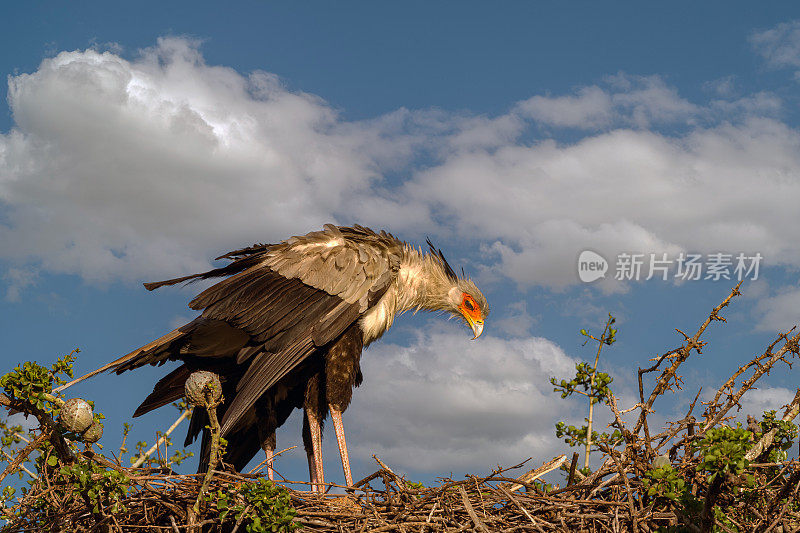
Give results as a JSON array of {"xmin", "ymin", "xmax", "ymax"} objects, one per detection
[{"xmin": 464, "ymin": 298, "xmax": 475, "ymax": 311}]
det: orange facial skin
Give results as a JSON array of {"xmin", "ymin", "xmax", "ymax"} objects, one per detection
[
  {"xmin": 460, "ymin": 293, "xmax": 482, "ymax": 321},
  {"xmin": 459, "ymin": 293, "xmax": 484, "ymax": 339}
]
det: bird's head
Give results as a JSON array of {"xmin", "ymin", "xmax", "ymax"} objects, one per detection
[
  {"xmin": 448, "ymin": 279, "xmax": 489, "ymax": 339},
  {"xmin": 426, "ymin": 239, "xmax": 489, "ymax": 339}
]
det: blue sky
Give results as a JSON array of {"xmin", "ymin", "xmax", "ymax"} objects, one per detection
[{"xmin": 3, "ymin": 3, "xmax": 800, "ymax": 487}]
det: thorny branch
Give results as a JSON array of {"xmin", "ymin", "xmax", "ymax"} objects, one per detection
[
  {"xmin": 2, "ymin": 282, "xmax": 800, "ymax": 531},
  {"xmin": 634, "ymin": 281, "xmax": 742, "ymax": 437}
]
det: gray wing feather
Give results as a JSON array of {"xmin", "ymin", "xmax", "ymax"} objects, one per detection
[
  {"xmin": 264, "ymin": 225, "xmax": 402, "ymax": 308},
  {"xmin": 213, "ymin": 225, "xmax": 403, "ymax": 435},
  {"xmin": 221, "ymin": 338, "xmax": 314, "ymax": 435},
  {"xmin": 122, "ymin": 225, "xmax": 404, "ymax": 439}
]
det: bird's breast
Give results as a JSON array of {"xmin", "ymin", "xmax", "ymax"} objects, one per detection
[
  {"xmin": 359, "ymin": 287, "xmax": 398, "ymax": 346},
  {"xmin": 359, "ymin": 255, "xmax": 426, "ymax": 346}
]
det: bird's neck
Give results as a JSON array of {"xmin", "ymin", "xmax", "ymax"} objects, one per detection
[
  {"xmin": 395, "ymin": 247, "xmax": 454, "ymax": 313},
  {"xmin": 359, "ymin": 246, "xmax": 454, "ymax": 346}
]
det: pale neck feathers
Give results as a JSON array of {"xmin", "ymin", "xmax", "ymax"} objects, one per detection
[{"xmin": 360, "ymin": 245, "xmax": 457, "ymax": 345}]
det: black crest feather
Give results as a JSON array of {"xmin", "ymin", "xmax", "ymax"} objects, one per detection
[{"xmin": 426, "ymin": 237, "xmax": 458, "ymax": 281}]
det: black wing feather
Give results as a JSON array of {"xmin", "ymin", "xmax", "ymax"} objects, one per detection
[
  {"xmin": 144, "ymin": 251, "xmax": 270, "ymax": 291},
  {"xmin": 117, "ymin": 225, "xmax": 404, "ymax": 471}
]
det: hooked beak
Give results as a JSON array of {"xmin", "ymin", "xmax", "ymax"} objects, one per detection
[{"xmin": 466, "ymin": 316, "xmax": 484, "ymax": 340}]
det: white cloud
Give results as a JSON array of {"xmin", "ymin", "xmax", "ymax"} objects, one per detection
[
  {"xmin": 703, "ymin": 76, "xmax": 738, "ymax": 98},
  {"xmin": 516, "ymin": 75, "xmax": 698, "ymax": 130},
  {"xmin": 753, "ymin": 285, "xmax": 800, "ymax": 332},
  {"xmin": 737, "ymin": 387, "xmax": 797, "ymax": 419},
  {"xmin": 517, "ymin": 86, "xmax": 614, "ymax": 129},
  {"xmin": 558, "ymin": 288, "xmax": 617, "ymax": 326},
  {"xmin": 345, "ymin": 328, "xmax": 578, "ymax": 472},
  {"xmin": 3, "ymin": 267, "xmax": 37, "ymax": 302},
  {"xmin": 2, "ymin": 412, "xmax": 39, "ymax": 435},
  {"xmin": 3, "ymin": 37, "xmax": 800, "ymax": 300},
  {"xmin": 494, "ymin": 300, "xmax": 539, "ymax": 337},
  {"xmin": 710, "ymin": 92, "xmax": 782, "ymax": 117},
  {"xmin": 0, "ymin": 38, "xmax": 420, "ymax": 286},
  {"xmin": 740, "ymin": 278, "xmax": 770, "ymax": 301},
  {"xmin": 750, "ymin": 20, "xmax": 800, "ymax": 70},
  {"xmin": 402, "ymin": 118, "xmax": 800, "ymax": 289},
  {"xmin": 606, "ymin": 74, "xmax": 699, "ymax": 128},
  {"xmin": 406, "ymin": 119, "xmax": 800, "ymax": 286}
]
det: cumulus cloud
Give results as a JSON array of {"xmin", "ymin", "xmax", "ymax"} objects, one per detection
[
  {"xmin": 736, "ymin": 387, "xmax": 797, "ymax": 419},
  {"xmin": 703, "ymin": 76, "xmax": 738, "ymax": 98},
  {"xmin": 753, "ymin": 285, "xmax": 800, "ymax": 332},
  {"xmin": 403, "ymin": 118, "xmax": 800, "ymax": 290},
  {"xmin": 750, "ymin": 20, "xmax": 800, "ymax": 71},
  {"xmin": 709, "ymin": 92, "xmax": 782, "ymax": 116},
  {"xmin": 0, "ymin": 38, "xmax": 425, "ymax": 285},
  {"xmin": 344, "ymin": 328, "xmax": 577, "ymax": 472},
  {"xmin": 516, "ymin": 75, "xmax": 699, "ymax": 130},
  {"xmin": 606, "ymin": 74, "xmax": 699, "ymax": 127},
  {"xmin": 517, "ymin": 86, "xmax": 614, "ymax": 129},
  {"xmin": 3, "ymin": 37, "xmax": 800, "ymax": 303},
  {"xmin": 494, "ymin": 300, "xmax": 539, "ymax": 337},
  {"xmin": 3, "ymin": 267, "xmax": 37, "ymax": 301},
  {"xmin": 1, "ymin": 412, "xmax": 39, "ymax": 436}
]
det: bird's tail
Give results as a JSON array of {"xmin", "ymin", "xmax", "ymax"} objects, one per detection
[
  {"xmin": 53, "ymin": 319, "xmax": 202, "ymax": 393},
  {"xmin": 143, "ymin": 247, "xmax": 272, "ymax": 291},
  {"xmin": 132, "ymin": 365, "xmax": 193, "ymax": 417}
]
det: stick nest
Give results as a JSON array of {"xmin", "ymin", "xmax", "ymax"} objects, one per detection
[{"xmin": 3, "ymin": 282, "xmax": 800, "ymax": 532}]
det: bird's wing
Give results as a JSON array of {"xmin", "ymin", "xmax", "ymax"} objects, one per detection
[
  {"xmin": 111, "ymin": 317, "xmax": 251, "ymax": 374},
  {"xmin": 192, "ymin": 224, "xmax": 402, "ymax": 316},
  {"xmin": 142, "ymin": 246, "xmax": 272, "ymax": 291},
  {"xmin": 190, "ymin": 224, "xmax": 402, "ymax": 435}
]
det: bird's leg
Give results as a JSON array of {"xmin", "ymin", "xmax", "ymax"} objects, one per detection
[
  {"xmin": 264, "ymin": 445, "xmax": 275, "ymax": 481},
  {"xmin": 329, "ymin": 405, "xmax": 353, "ymax": 487},
  {"xmin": 304, "ymin": 409, "xmax": 325, "ymax": 493},
  {"xmin": 302, "ymin": 413, "xmax": 318, "ymax": 490},
  {"xmin": 258, "ymin": 409, "xmax": 278, "ymax": 482},
  {"xmin": 303, "ymin": 373, "xmax": 327, "ymax": 494},
  {"xmin": 306, "ymin": 452, "xmax": 317, "ymax": 487}
]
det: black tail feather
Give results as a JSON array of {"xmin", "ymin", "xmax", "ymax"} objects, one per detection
[
  {"xmin": 133, "ymin": 365, "xmax": 192, "ymax": 417},
  {"xmin": 144, "ymin": 250, "xmax": 271, "ymax": 291}
]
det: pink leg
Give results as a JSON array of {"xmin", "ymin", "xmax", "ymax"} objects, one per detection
[
  {"xmin": 306, "ymin": 447, "xmax": 317, "ymax": 487},
  {"xmin": 264, "ymin": 446, "xmax": 275, "ymax": 481},
  {"xmin": 306, "ymin": 410, "xmax": 325, "ymax": 493},
  {"xmin": 329, "ymin": 405, "xmax": 353, "ymax": 487},
  {"xmin": 259, "ymin": 424, "xmax": 277, "ymax": 482}
]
